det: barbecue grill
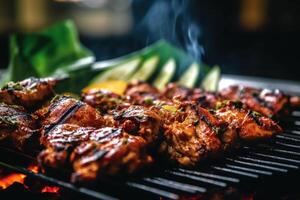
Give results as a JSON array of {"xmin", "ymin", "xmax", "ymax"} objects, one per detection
[{"xmin": 1, "ymin": 75, "xmax": 300, "ymax": 200}]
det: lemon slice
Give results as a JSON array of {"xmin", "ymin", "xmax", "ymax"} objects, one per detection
[{"xmin": 83, "ymin": 80, "xmax": 128, "ymax": 95}]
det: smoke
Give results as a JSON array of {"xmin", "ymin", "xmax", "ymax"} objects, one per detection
[{"xmin": 136, "ymin": 0, "xmax": 204, "ymax": 61}]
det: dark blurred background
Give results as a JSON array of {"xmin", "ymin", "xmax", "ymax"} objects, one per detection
[{"xmin": 0, "ymin": 0, "xmax": 299, "ymax": 81}]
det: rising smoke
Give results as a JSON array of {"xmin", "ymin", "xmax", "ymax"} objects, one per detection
[{"xmin": 136, "ymin": 0, "xmax": 204, "ymax": 62}]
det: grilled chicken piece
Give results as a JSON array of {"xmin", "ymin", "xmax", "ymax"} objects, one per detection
[
  {"xmin": 0, "ymin": 103, "xmax": 38, "ymax": 151},
  {"xmin": 0, "ymin": 77, "xmax": 58, "ymax": 109},
  {"xmin": 35, "ymin": 95, "xmax": 107, "ymax": 130},
  {"xmin": 215, "ymin": 101, "xmax": 282, "ymax": 140},
  {"xmin": 38, "ymin": 124, "xmax": 93, "ymax": 170},
  {"xmin": 220, "ymin": 85, "xmax": 290, "ymax": 117},
  {"xmin": 124, "ymin": 81, "xmax": 160, "ymax": 105},
  {"xmin": 158, "ymin": 102, "xmax": 231, "ymax": 166},
  {"xmin": 70, "ymin": 129, "xmax": 152, "ymax": 182},
  {"xmin": 114, "ymin": 105, "xmax": 162, "ymax": 144},
  {"xmin": 162, "ymin": 83, "xmax": 220, "ymax": 109},
  {"xmin": 82, "ymin": 89, "xmax": 125, "ymax": 114}
]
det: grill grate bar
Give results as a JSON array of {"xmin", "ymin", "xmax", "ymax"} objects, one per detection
[
  {"xmin": 249, "ymin": 152, "xmax": 300, "ymax": 164},
  {"xmin": 165, "ymin": 170, "xmax": 227, "ymax": 187},
  {"xmin": 126, "ymin": 182, "xmax": 179, "ymax": 200},
  {"xmin": 225, "ymin": 164, "xmax": 272, "ymax": 175},
  {"xmin": 143, "ymin": 177, "xmax": 206, "ymax": 193},
  {"xmin": 275, "ymin": 141, "xmax": 300, "ymax": 149},
  {"xmin": 250, "ymin": 145, "xmax": 300, "ymax": 156},
  {"xmin": 278, "ymin": 134, "xmax": 300, "ymax": 141},
  {"xmin": 225, "ymin": 158, "xmax": 288, "ymax": 172},
  {"xmin": 284, "ymin": 130, "xmax": 300, "ymax": 135},
  {"xmin": 292, "ymin": 111, "xmax": 300, "ymax": 117},
  {"xmin": 236, "ymin": 156, "xmax": 299, "ymax": 169},
  {"xmin": 176, "ymin": 168, "xmax": 240, "ymax": 183},
  {"xmin": 212, "ymin": 166, "xmax": 258, "ymax": 178},
  {"xmin": 294, "ymin": 121, "xmax": 300, "ymax": 126}
]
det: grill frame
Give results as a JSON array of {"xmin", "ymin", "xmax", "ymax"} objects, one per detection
[{"xmin": 1, "ymin": 75, "xmax": 300, "ymax": 200}]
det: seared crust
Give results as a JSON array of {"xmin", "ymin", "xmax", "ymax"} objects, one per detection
[
  {"xmin": 82, "ymin": 90, "xmax": 124, "ymax": 114},
  {"xmin": 35, "ymin": 95, "xmax": 106, "ymax": 129},
  {"xmin": 70, "ymin": 131, "xmax": 152, "ymax": 182},
  {"xmin": 215, "ymin": 101, "xmax": 282, "ymax": 140},
  {"xmin": 114, "ymin": 105, "xmax": 162, "ymax": 144},
  {"xmin": 0, "ymin": 103, "xmax": 38, "ymax": 150},
  {"xmin": 220, "ymin": 85, "xmax": 290, "ymax": 117},
  {"xmin": 159, "ymin": 102, "xmax": 224, "ymax": 166},
  {"xmin": 0, "ymin": 77, "xmax": 57, "ymax": 109}
]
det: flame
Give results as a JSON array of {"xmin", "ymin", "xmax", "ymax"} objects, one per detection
[
  {"xmin": 0, "ymin": 173, "xmax": 26, "ymax": 189},
  {"xmin": 0, "ymin": 164, "xmax": 38, "ymax": 190}
]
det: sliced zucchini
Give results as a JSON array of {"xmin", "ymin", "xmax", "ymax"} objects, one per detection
[
  {"xmin": 201, "ymin": 65, "xmax": 220, "ymax": 92},
  {"xmin": 177, "ymin": 62, "xmax": 200, "ymax": 88},
  {"xmin": 129, "ymin": 55, "xmax": 159, "ymax": 82},
  {"xmin": 90, "ymin": 58, "xmax": 142, "ymax": 83},
  {"xmin": 153, "ymin": 58, "xmax": 176, "ymax": 90}
]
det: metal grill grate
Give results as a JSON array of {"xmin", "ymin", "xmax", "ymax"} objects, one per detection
[{"xmin": 1, "ymin": 109, "xmax": 300, "ymax": 199}]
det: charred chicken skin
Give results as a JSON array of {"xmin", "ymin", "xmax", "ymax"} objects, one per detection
[
  {"xmin": 214, "ymin": 101, "xmax": 282, "ymax": 140},
  {"xmin": 0, "ymin": 103, "xmax": 38, "ymax": 151},
  {"xmin": 35, "ymin": 95, "xmax": 107, "ymax": 129},
  {"xmin": 70, "ymin": 128, "xmax": 152, "ymax": 182},
  {"xmin": 157, "ymin": 101, "xmax": 234, "ymax": 166},
  {"xmin": 162, "ymin": 83, "xmax": 220, "ymax": 109},
  {"xmin": 82, "ymin": 89, "xmax": 125, "ymax": 114},
  {"xmin": 37, "ymin": 123, "xmax": 152, "ymax": 182},
  {"xmin": 0, "ymin": 77, "xmax": 58, "ymax": 109},
  {"xmin": 220, "ymin": 85, "xmax": 291, "ymax": 117},
  {"xmin": 114, "ymin": 105, "xmax": 162, "ymax": 145},
  {"xmin": 38, "ymin": 124, "xmax": 94, "ymax": 170},
  {"xmin": 124, "ymin": 81, "xmax": 160, "ymax": 106}
]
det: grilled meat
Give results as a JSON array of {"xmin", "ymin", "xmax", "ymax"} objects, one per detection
[
  {"xmin": 35, "ymin": 95, "xmax": 107, "ymax": 130},
  {"xmin": 70, "ymin": 129, "xmax": 152, "ymax": 182},
  {"xmin": 220, "ymin": 85, "xmax": 290, "ymax": 117},
  {"xmin": 124, "ymin": 81, "xmax": 160, "ymax": 105},
  {"xmin": 82, "ymin": 89, "xmax": 125, "ymax": 114},
  {"xmin": 0, "ymin": 77, "xmax": 58, "ymax": 109},
  {"xmin": 162, "ymin": 83, "xmax": 220, "ymax": 108},
  {"xmin": 0, "ymin": 77, "xmax": 289, "ymax": 181},
  {"xmin": 38, "ymin": 124, "xmax": 93, "ymax": 170},
  {"xmin": 158, "ymin": 102, "xmax": 231, "ymax": 166},
  {"xmin": 0, "ymin": 103, "xmax": 38, "ymax": 150},
  {"xmin": 114, "ymin": 105, "xmax": 162, "ymax": 144},
  {"xmin": 215, "ymin": 101, "xmax": 282, "ymax": 140}
]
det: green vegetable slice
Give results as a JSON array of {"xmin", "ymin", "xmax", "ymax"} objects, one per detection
[
  {"xmin": 90, "ymin": 58, "xmax": 141, "ymax": 83},
  {"xmin": 201, "ymin": 65, "xmax": 220, "ymax": 91},
  {"xmin": 129, "ymin": 55, "xmax": 160, "ymax": 82},
  {"xmin": 153, "ymin": 58, "xmax": 176, "ymax": 90},
  {"xmin": 177, "ymin": 62, "xmax": 200, "ymax": 88}
]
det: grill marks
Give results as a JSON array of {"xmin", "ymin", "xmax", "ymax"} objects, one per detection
[
  {"xmin": 0, "ymin": 103, "xmax": 38, "ymax": 151},
  {"xmin": 44, "ymin": 101, "xmax": 84, "ymax": 135}
]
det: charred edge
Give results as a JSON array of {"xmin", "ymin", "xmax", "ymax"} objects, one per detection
[
  {"xmin": 248, "ymin": 110, "xmax": 263, "ymax": 126},
  {"xmin": 44, "ymin": 101, "xmax": 84, "ymax": 134}
]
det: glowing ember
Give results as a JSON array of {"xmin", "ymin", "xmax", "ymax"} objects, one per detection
[
  {"xmin": 0, "ymin": 164, "xmax": 39, "ymax": 190},
  {"xmin": 0, "ymin": 173, "xmax": 26, "ymax": 189},
  {"xmin": 27, "ymin": 164, "xmax": 39, "ymax": 174},
  {"xmin": 41, "ymin": 186, "xmax": 60, "ymax": 193}
]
